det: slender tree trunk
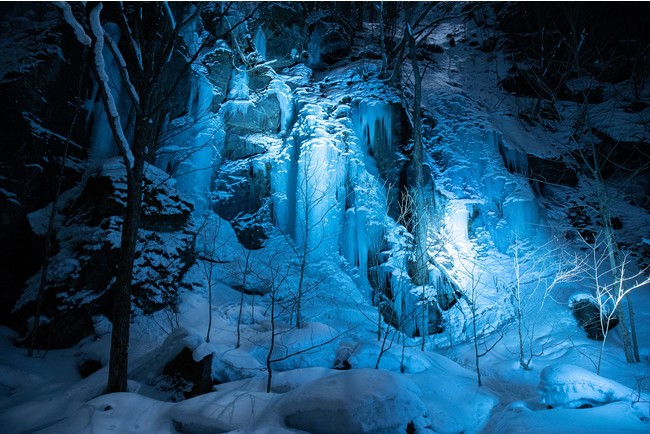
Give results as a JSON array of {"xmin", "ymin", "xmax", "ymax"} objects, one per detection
[
  {"xmin": 296, "ymin": 255, "xmax": 306, "ymax": 328},
  {"xmin": 472, "ymin": 304, "xmax": 482, "ymax": 387},
  {"xmin": 602, "ymin": 211, "xmax": 635, "ymax": 364},
  {"xmin": 206, "ymin": 262, "xmax": 213, "ymax": 343},
  {"xmin": 626, "ymin": 296, "xmax": 640, "ymax": 362},
  {"xmin": 516, "ymin": 305, "xmax": 528, "ymax": 370},
  {"xmin": 408, "ymin": 26, "xmax": 430, "ymax": 350},
  {"xmin": 589, "ymin": 141, "xmax": 636, "ymax": 364},
  {"xmin": 597, "ymin": 318, "xmax": 609, "ymax": 375},
  {"xmin": 421, "ymin": 296, "xmax": 427, "ymax": 351},
  {"xmin": 236, "ymin": 249, "xmax": 252, "ymax": 348},
  {"xmin": 266, "ymin": 293, "xmax": 276, "ymax": 393}
]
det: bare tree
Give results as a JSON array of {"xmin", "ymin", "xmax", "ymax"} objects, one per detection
[
  {"xmin": 236, "ymin": 248, "xmax": 253, "ymax": 348},
  {"xmin": 195, "ymin": 212, "xmax": 225, "ymax": 344},
  {"xmin": 497, "ymin": 237, "xmax": 582, "ymax": 370},
  {"xmin": 259, "ymin": 255, "xmax": 350, "ymax": 393},
  {"xmin": 579, "ymin": 232, "xmax": 649, "ymax": 374},
  {"xmin": 507, "ymin": 3, "xmax": 647, "ymax": 365},
  {"xmin": 285, "ymin": 138, "xmax": 342, "ymax": 328},
  {"xmin": 58, "ymin": 1, "xmax": 259, "ymax": 393},
  {"xmin": 456, "ymin": 256, "xmax": 506, "ymax": 386}
]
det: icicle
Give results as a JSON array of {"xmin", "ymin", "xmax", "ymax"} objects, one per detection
[
  {"xmin": 269, "ymin": 79, "xmax": 294, "ymax": 134},
  {"xmin": 196, "ymin": 75, "xmax": 214, "ymax": 116},
  {"xmin": 308, "ymin": 26, "xmax": 322, "ymax": 67},
  {"xmin": 254, "ymin": 25, "xmax": 267, "ymax": 60},
  {"xmin": 495, "ymin": 132, "xmax": 528, "ymax": 175},
  {"xmin": 228, "ymin": 67, "xmax": 250, "ymax": 100},
  {"xmin": 157, "ymin": 69, "xmax": 218, "ymax": 214},
  {"xmin": 353, "ymin": 100, "xmax": 393, "ymax": 159}
]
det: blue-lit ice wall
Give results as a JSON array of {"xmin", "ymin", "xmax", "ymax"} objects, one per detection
[
  {"xmin": 269, "ymin": 97, "xmax": 390, "ymax": 288},
  {"xmin": 157, "ymin": 73, "xmax": 221, "ymax": 214}
]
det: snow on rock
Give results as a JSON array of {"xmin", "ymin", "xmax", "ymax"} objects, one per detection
[
  {"xmin": 129, "ymin": 327, "xmax": 206, "ymax": 385},
  {"xmin": 14, "ymin": 158, "xmax": 197, "ymax": 348},
  {"xmin": 266, "ymin": 368, "xmax": 429, "ymax": 434},
  {"xmin": 538, "ymin": 364, "xmax": 643, "ymax": 408},
  {"xmin": 495, "ymin": 401, "xmax": 650, "ymax": 434},
  {"xmin": 34, "ymin": 392, "xmax": 174, "ymax": 434},
  {"xmin": 171, "ymin": 389, "xmax": 275, "ymax": 433}
]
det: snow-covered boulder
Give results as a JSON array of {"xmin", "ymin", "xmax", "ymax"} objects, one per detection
[
  {"xmin": 538, "ymin": 364, "xmax": 638, "ymax": 409},
  {"xmin": 274, "ymin": 368, "xmax": 428, "ymax": 433},
  {"xmin": 13, "ymin": 159, "xmax": 196, "ymax": 349}
]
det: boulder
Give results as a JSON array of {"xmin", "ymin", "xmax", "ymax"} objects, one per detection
[
  {"xmin": 163, "ymin": 348, "xmax": 215, "ymax": 400},
  {"xmin": 202, "ymin": 48, "xmax": 233, "ymax": 107},
  {"xmin": 570, "ymin": 295, "xmax": 618, "ymax": 341},
  {"xmin": 12, "ymin": 160, "xmax": 197, "ymax": 349},
  {"xmin": 221, "ymin": 94, "xmax": 281, "ymax": 134},
  {"xmin": 212, "ymin": 157, "xmax": 271, "ymax": 249}
]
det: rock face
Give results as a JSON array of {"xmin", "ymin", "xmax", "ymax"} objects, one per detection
[
  {"xmin": 0, "ymin": 3, "xmax": 91, "ymax": 321},
  {"xmin": 570, "ymin": 296, "xmax": 618, "ymax": 341},
  {"xmin": 13, "ymin": 159, "xmax": 196, "ymax": 349},
  {"xmin": 163, "ymin": 348, "xmax": 215, "ymax": 400}
]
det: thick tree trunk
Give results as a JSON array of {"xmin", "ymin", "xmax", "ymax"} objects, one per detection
[{"xmin": 107, "ymin": 159, "xmax": 144, "ymax": 393}]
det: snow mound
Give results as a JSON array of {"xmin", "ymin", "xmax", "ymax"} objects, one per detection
[
  {"xmin": 273, "ymin": 368, "xmax": 428, "ymax": 434},
  {"xmin": 495, "ymin": 401, "xmax": 650, "ymax": 434},
  {"xmin": 538, "ymin": 364, "xmax": 640, "ymax": 408}
]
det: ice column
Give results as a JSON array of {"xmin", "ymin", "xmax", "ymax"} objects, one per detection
[
  {"xmin": 228, "ymin": 67, "xmax": 250, "ymax": 100},
  {"xmin": 308, "ymin": 26, "xmax": 322, "ymax": 67},
  {"xmin": 254, "ymin": 25, "xmax": 267, "ymax": 59},
  {"xmin": 295, "ymin": 134, "xmax": 344, "ymax": 260},
  {"xmin": 354, "ymin": 100, "xmax": 393, "ymax": 158}
]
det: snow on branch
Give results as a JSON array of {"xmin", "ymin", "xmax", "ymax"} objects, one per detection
[
  {"xmin": 117, "ymin": 4, "xmax": 143, "ymax": 74},
  {"xmin": 89, "ymin": 4, "xmax": 134, "ymax": 169},
  {"xmin": 163, "ymin": 1, "xmax": 176, "ymax": 30},
  {"xmin": 104, "ymin": 33, "xmax": 140, "ymax": 107},
  {"xmin": 54, "ymin": 1, "xmax": 91, "ymax": 46}
]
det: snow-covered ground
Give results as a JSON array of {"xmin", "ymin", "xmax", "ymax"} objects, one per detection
[{"xmin": 1, "ymin": 5, "xmax": 649, "ymax": 434}]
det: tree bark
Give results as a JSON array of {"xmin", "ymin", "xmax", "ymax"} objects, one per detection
[
  {"xmin": 107, "ymin": 166, "xmax": 142, "ymax": 393},
  {"xmin": 408, "ymin": 27, "xmax": 428, "ymax": 288}
]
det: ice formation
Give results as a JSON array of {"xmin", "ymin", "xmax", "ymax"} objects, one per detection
[
  {"xmin": 254, "ymin": 25, "xmax": 267, "ymax": 60},
  {"xmin": 157, "ymin": 73, "xmax": 220, "ymax": 214}
]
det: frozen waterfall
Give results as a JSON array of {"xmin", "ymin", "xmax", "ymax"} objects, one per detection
[
  {"xmin": 157, "ymin": 74, "xmax": 221, "ymax": 214},
  {"xmin": 269, "ymin": 95, "xmax": 389, "ymax": 288}
]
